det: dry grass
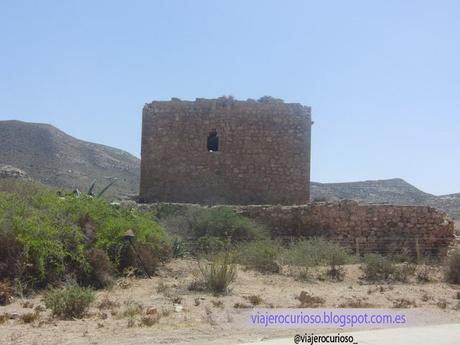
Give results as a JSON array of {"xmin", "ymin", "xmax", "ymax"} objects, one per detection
[
  {"xmin": 20, "ymin": 311, "xmax": 40, "ymax": 324},
  {"xmin": 392, "ymin": 298, "xmax": 417, "ymax": 308},
  {"xmin": 199, "ymin": 255, "xmax": 237, "ymax": 294},
  {"xmin": 156, "ymin": 281, "xmax": 170, "ymax": 294},
  {"xmin": 296, "ymin": 291, "xmax": 324, "ymax": 308},
  {"xmin": 0, "ymin": 258, "xmax": 459, "ymax": 345},
  {"xmin": 244, "ymin": 295, "xmax": 263, "ymax": 306},
  {"xmin": 202, "ymin": 306, "xmax": 217, "ymax": 326},
  {"xmin": 416, "ymin": 265, "xmax": 435, "ymax": 283},
  {"xmin": 233, "ymin": 302, "xmax": 252, "ymax": 309},
  {"xmin": 122, "ymin": 299, "xmax": 144, "ymax": 328},
  {"xmin": 338, "ymin": 298, "xmax": 374, "ymax": 308},
  {"xmin": 211, "ymin": 300, "xmax": 224, "ymax": 308},
  {"xmin": 21, "ymin": 301, "xmax": 34, "ymax": 309},
  {"xmin": 97, "ymin": 294, "xmax": 120, "ymax": 310},
  {"xmin": 445, "ymin": 250, "xmax": 460, "ymax": 284},
  {"xmin": 0, "ymin": 281, "xmax": 14, "ymax": 306},
  {"xmin": 140, "ymin": 312, "xmax": 161, "ymax": 327},
  {"xmin": 436, "ymin": 299, "xmax": 448, "ymax": 309}
]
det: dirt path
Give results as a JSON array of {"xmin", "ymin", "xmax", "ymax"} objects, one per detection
[{"xmin": 236, "ymin": 323, "xmax": 460, "ymax": 345}]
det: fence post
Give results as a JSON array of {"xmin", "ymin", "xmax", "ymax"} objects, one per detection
[{"xmin": 415, "ymin": 237, "xmax": 421, "ymax": 264}]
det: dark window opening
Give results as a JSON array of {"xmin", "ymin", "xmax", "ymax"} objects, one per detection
[{"xmin": 207, "ymin": 131, "xmax": 219, "ymax": 152}]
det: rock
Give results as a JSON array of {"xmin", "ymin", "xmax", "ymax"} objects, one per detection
[
  {"xmin": 8, "ymin": 313, "xmax": 20, "ymax": 320},
  {"xmin": 0, "ymin": 165, "xmax": 28, "ymax": 179},
  {"xmin": 146, "ymin": 307, "xmax": 158, "ymax": 315}
]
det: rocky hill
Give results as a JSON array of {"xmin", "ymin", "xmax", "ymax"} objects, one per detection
[
  {"xmin": 310, "ymin": 178, "xmax": 434, "ymax": 204},
  {"xmin": 311, "ymin": 179, "xmax": 460, "ymax": 220},
  {"xmin": 0, "ymin": 120, "xmax": 139, "ymax": 198}
]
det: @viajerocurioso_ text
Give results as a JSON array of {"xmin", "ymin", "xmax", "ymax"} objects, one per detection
[{"xmin": 294, "ymin": 333, "xmax": 358, "ymax": 344}]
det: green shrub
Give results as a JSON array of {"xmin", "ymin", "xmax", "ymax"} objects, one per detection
[
  {"xmin": 171, "ymin": 237, "xmax": 188, "ymax": 258},
  {"xmin": 199, "ymin": 254, "xmax": 237, "ymax": 294},
  {"xmin": 281, "ymin": 238, "xmax": 353, "ymax": 268},
  {"xmin": 44, "ymin": 282, "xmax": 95, "ymax": 319},
  {"xmin": 361, "ymin": 254, "xmax": 396, "ymax": 282},
  {"xmin": 445, "ymin": 249, "xmax": 460, "ymax": 284},
  {"xmin": 196, "ymin": 236, "xmax": 227, "ymax": 255},
  {"xmin": 0, "ymin": 180, "xmax": 168, "ymax": 289},
  {"xmin": 234, "ymin": 240, "xmax": 281, "ymax": 273},
  {"xmin": 190, "ymin": 207, "xmax": 265, "ymax": 243},
  {"xmin": 325, "ymin": 246, "xmax": 351, "ymax": 281}
]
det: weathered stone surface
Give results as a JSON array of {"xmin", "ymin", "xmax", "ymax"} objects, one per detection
[
  {"xmin": 139, "ymin": 97, "xmax": 312, "ymax": 205},
  {"xmin": 234, "ymin": 201, "xmax": 455, "ymax": 256}
]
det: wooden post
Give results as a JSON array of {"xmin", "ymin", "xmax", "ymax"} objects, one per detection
[{"xmin": 415, "ymin": 237, "xmax": 421, "ymax": 264}]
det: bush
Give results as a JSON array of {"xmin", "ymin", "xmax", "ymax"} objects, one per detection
[
  {"xmin": 244, "ymin": 295, "xmax": 263, "ymax": 306},
  {"xmin": 234, "ymin": 240, "xmax": 281, "ymax": 273},
  {"xmin": 445, "ymin": 249, "xmax": 460, "ymax": 284},
  {"xmin": 392, "ymin": 298, "xmax": 416, "ymax": 308},
  {"xmin": 20, "ymin": 311, "xmax": 40, "ymax": 323},
  {"xmin": 82, "ymin": 249, "xmax": 114, "ymax": 289},
  {"xmin": 393, "ymin": 263, "xmax": 416, "ymax": 283},
  {"xmin": 44, "ymin": 282, "xmax": 95, "ymax": 319},
  {"xmin": 258, "ymin": 96, "xmax": 284, "ymax": 104},
  {"xmin": 0, "ymin": 180, "xmax": 168, "ymax": 289},
  {"xmin": 0, "ymin": 280, "xmax": 14, "ymax": 305},
  {"xmin": 416, "ymin": 265, "xmax": 434, "ymax": 283},
  {"xmin": 0, "ymin": 232, "xmax": 21, "ymax": 280},
  {"xmin": 199, "ymin": 254, "xmax": 237, "ymax": 294},
  {"xmin": 196, "ymin": 236, "xmax": 227, "ymax": 255},
  {"xmin": 171, "ymin": 238, "xmax": 187, "ymax": 258},
  {"xmin": 361, "ymin": 254, "xmax": 396, "ymax": 282},
  {"xmin": 325, "ymin": 245, "xmax": 352, "ymax": 281},
  {"xmin": 191, "ymin": 207, "xmax": 265, "ymax": 243},
  {"xmin": 296, "ymin": 291, "xmax": 324, "ymax": 308},
  {"xmin": 281, "ymin": 238, "xmax": 352, "ymax": 267}
]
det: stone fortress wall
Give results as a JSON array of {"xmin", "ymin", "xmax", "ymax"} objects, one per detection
[
  {"xmin": 140, "ymin": 97, "xmax": 312, "ymax": 205},
  {"xmin": 136, "ymin": 201, "xmax": 455, "ymax": 256},
  {"xmin": 235, "ymin": 201, "xmax": 455, "ymax": 256}
]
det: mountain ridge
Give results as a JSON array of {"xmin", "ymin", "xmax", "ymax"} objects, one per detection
[{"xmin": 0, "ymin": 120, "xmax": 139, "ymax": 198}]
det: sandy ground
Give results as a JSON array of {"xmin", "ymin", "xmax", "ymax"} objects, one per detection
[{"xmin": 0, "ymin": 259, "xmax": 459, "ymax": 345}]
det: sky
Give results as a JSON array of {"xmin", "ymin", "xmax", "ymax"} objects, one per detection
[{"xmin": 0, "ymin": 0, "xmax": 459, "ymax": 195}]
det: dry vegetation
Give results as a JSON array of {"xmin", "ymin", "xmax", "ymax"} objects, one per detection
[
  {"xmin": 1, "ymin": 258, "xmax": 459, "ymax": 345},
  {"xmin": 0, "ymin": 180, "xmax": 459, "ymax": 345}
]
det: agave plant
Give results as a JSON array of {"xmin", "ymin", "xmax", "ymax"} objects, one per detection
[{"xmin": 87, "ymin": 178, "xmax": 118, "ymax": 197}]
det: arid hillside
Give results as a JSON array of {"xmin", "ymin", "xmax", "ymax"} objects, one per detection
[
  {"xmin": 0, "ymin": 120, "xmax": 139, "ymax": 198},
  {"xmin": 311, "ymin": 179, "xmax": 460, "ymax": 220}
]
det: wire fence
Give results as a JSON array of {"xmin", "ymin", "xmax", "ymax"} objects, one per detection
[{"xmin": 175, "ymin": 234, "xmax": 456, "ymax": 262}]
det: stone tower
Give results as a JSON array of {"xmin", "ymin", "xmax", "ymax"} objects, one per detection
[{"xmin": 140, "ymin": 97, "xmax": 312, "ymax": 205}]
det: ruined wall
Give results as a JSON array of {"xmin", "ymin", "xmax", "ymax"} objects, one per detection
[
  {"xmin": 140, "ymin": 98, "xmax": 311, "ymax": 205},
  {"xmin": 134, "ymin": 201, "xmax": 455, "ymax": 256},
  {"xmin": 235, "ymin": 201, "xmax": 455, "ymax": 256}
]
